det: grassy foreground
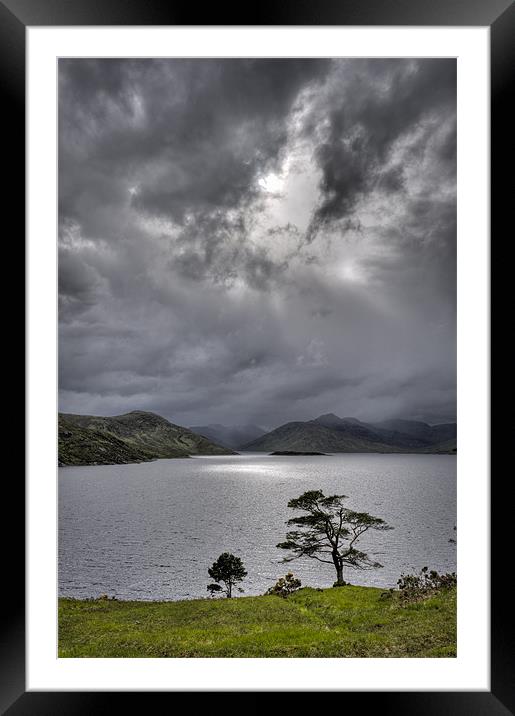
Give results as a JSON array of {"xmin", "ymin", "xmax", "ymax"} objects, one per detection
[{"xmin": 59, "ymin": 585, "xmax": 456, "ymax": 658}]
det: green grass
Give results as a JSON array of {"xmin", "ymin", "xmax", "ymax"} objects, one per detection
[{"xmin": 58, "ymin": 585, "xmax": 456, "ymax": 658}]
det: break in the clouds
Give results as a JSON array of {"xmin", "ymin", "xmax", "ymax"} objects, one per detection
[{"xmin": 58, "ymin": 58, "xmax": 456, "ymax": 428}]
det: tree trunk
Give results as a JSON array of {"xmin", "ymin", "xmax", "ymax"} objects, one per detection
[
  {"xmin": 227, "ymin": 582, "xmax": 232, "ymax": 598},
  {"xmin": 335, "ymin": 565, "xmax": 345, "ymax": 586},
  {"xmin": 332, "ymin": 551, "xmax": 345, "ymax": 586}
]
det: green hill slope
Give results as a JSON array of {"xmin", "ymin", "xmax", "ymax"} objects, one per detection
[
  {"xmin": 59, "ymin": 411, "xmax": 235, "ymax": 466},
  {"xmin": 59, "ymin": 585, "xmax": 456, "ymax": 658}
]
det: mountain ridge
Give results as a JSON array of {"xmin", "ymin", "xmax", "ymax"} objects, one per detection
[
  {"xmin": 188, "ymin": 423, "xmax": 265, "ymax": 450},
  {"xmin": 58, "ymin": 410, "xmax": 235, "ymax": 466},
  {"xmin": 242, "ymin": 413, "xmax": 456, "ymax": 454}
]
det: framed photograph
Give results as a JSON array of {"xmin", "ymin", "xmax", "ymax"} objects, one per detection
[{"xmin": 7, "ymin": 0, "xmax": 510, "ymax": 711}]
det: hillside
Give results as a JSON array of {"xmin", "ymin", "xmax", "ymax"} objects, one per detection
[
  {"xmin": 59, "ymin": 585, "xmax": 456, "ymax": 658},
  {"xmin": 189, "ymin": 423, "xmax": 265, "ymax": 450},
  {"xmin": 243, "ymin": 413, "xmax": 457, "ymax": 454},
  {"xmin": 371, "ymin": 418, "xmax": 456, "ymax": 445},
  {"xmin": 243, "ymin": 421, "xmax": 400, "ymax": 454},
  {"xmin": 420, "ymin": 438, "xmax": 457, "ymax": 454},
  {"xmin": 59, "ymin": 411, "xmax": 235, "ymax": 466}
]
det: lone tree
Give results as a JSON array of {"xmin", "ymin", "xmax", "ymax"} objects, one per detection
[
  {"xmin": 207, "ymin": 552, "xmax": 247, "ymax": 598},
  {"xmin": 277, "ymin": 490, "xmax": 392, "ymax": 586}
]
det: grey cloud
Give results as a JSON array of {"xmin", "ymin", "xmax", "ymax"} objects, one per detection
[
  {"xmin": 59, "ymin": 59, "xmax": 330, "ymax": 293},
  {"xmin": 168, "ymin": 210, "xmax": 287, "ymax": 290},
  {"xmin": 59, "ymin": 58, "xmax": 329, "ymax": 230},
  {"xmin": 306, "ymin": 59, "xmax": 456, "ymax": 240},
  {"xmin": 58, "ymin": 59, "xmax": 456, "ymax": 428},
  {"xmin": 59, "ymin": 246, "xmax": 100, "ymax": 302}
]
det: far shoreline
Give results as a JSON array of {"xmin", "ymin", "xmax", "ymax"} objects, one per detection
[{"xmin": 58, "ymin": 450, "xmax": 457, "ymax": 468}]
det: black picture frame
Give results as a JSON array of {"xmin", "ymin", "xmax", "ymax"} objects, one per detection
[{"xmin": 5, "ymin": 0, "xmax": 510, "ymax": 712}]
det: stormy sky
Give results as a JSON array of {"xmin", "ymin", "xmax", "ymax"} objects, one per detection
[{"xmin": 58, "ymin": 58, "xmax": 456, "ymax": 429}]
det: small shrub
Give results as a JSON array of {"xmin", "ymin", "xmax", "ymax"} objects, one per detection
[
  {"xmin": 397, "ymin": 567, "xmax": 456, "ymax": 604},
  {"xmin": 207, "ymin": 583, "xmax": 223, "ymax": 598},
  {"xmin": 266, "ymin": 572, "xmax": 302, "ymax": 598},
  {"xmin": 380, "ymin": 588, "xmax": 395, "ymax": 600}
]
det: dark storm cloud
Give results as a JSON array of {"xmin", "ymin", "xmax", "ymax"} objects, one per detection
[
  {"xmin": 58, "ymin": 58, "xmax": 456, "ymax": 427},
  {"xmin": 59, "ymin": 58, "xmax": 329, "ymax": 228},
  {"xmin": 166, "ymin": 210, "xmax": 289, "ymax": 290},
  {"xmin": 58, "ymin": 58, "xmax": 331, "ymax": 298},
  {"xmin": 306, "ymin": 59, "xmax": 456, "ymax": 241},
  {"xmin": 58, "ymin": 245, "xmax": 99, "ymax": 303}
]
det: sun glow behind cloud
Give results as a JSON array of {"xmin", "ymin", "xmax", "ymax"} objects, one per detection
[
  {"xmin": 258, "ymin": 172, "xmax": 285, "ymax": 194},
  {"xmin": 339, "ymin": 261, "xmax": 367, "ymax": 284}
]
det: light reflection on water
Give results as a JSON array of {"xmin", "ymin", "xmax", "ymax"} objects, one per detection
[{"xmin": 59, "ymin": 452, "xmax": 456, "ymax": 601}]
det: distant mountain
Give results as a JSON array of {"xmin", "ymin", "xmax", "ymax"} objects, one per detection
[
  {"xmin": 243, "ymin": 421, "xmax": 400, "ymax": 454},
  {"xmin": 189, "ymin": 423, "xmax": 266, "ymax": 450},
  {"xmin": 59, "ymin": 411, "xmax": 235, "ymax": 466},
  {"xmin": 314, "ymin": 413, "xmax": 362, "ymax": 427},
  {"xmin": 243, "ymin": 414, "xmax": 457, "ymax": 454},
  {"xmin": 313, "ymin": 413, "xmax": 450, "ymax": 450},
  {"xmin": 371, "ymin": 418, "xmax": 456, "ymax": 445}
]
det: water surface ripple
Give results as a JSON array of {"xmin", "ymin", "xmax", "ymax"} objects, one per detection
[{"xmin": 59, "ymin": 453, "xmax": 456, "ymax": 600}]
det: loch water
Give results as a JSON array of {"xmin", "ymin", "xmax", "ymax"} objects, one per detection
[{"xmin": 59, "ymin": 452, "xmax": 456, "ymax": 601}]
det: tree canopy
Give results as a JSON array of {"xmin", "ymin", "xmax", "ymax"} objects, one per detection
[
  {"xmin": 208, "ymin": 552, "xmax": 247, "ymax": 598},
  {"xmin": 277, "ymin": 490, "xmax": 392, "ymax": 586}
]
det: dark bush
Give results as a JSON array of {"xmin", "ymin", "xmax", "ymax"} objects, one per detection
[
  {"xmin": 397, "ymin": 566, "xmax": 457, "ymax": 604},
  {"xmin": 266, "ymin": 572, "xmax": 302, "ymax": 598}
]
